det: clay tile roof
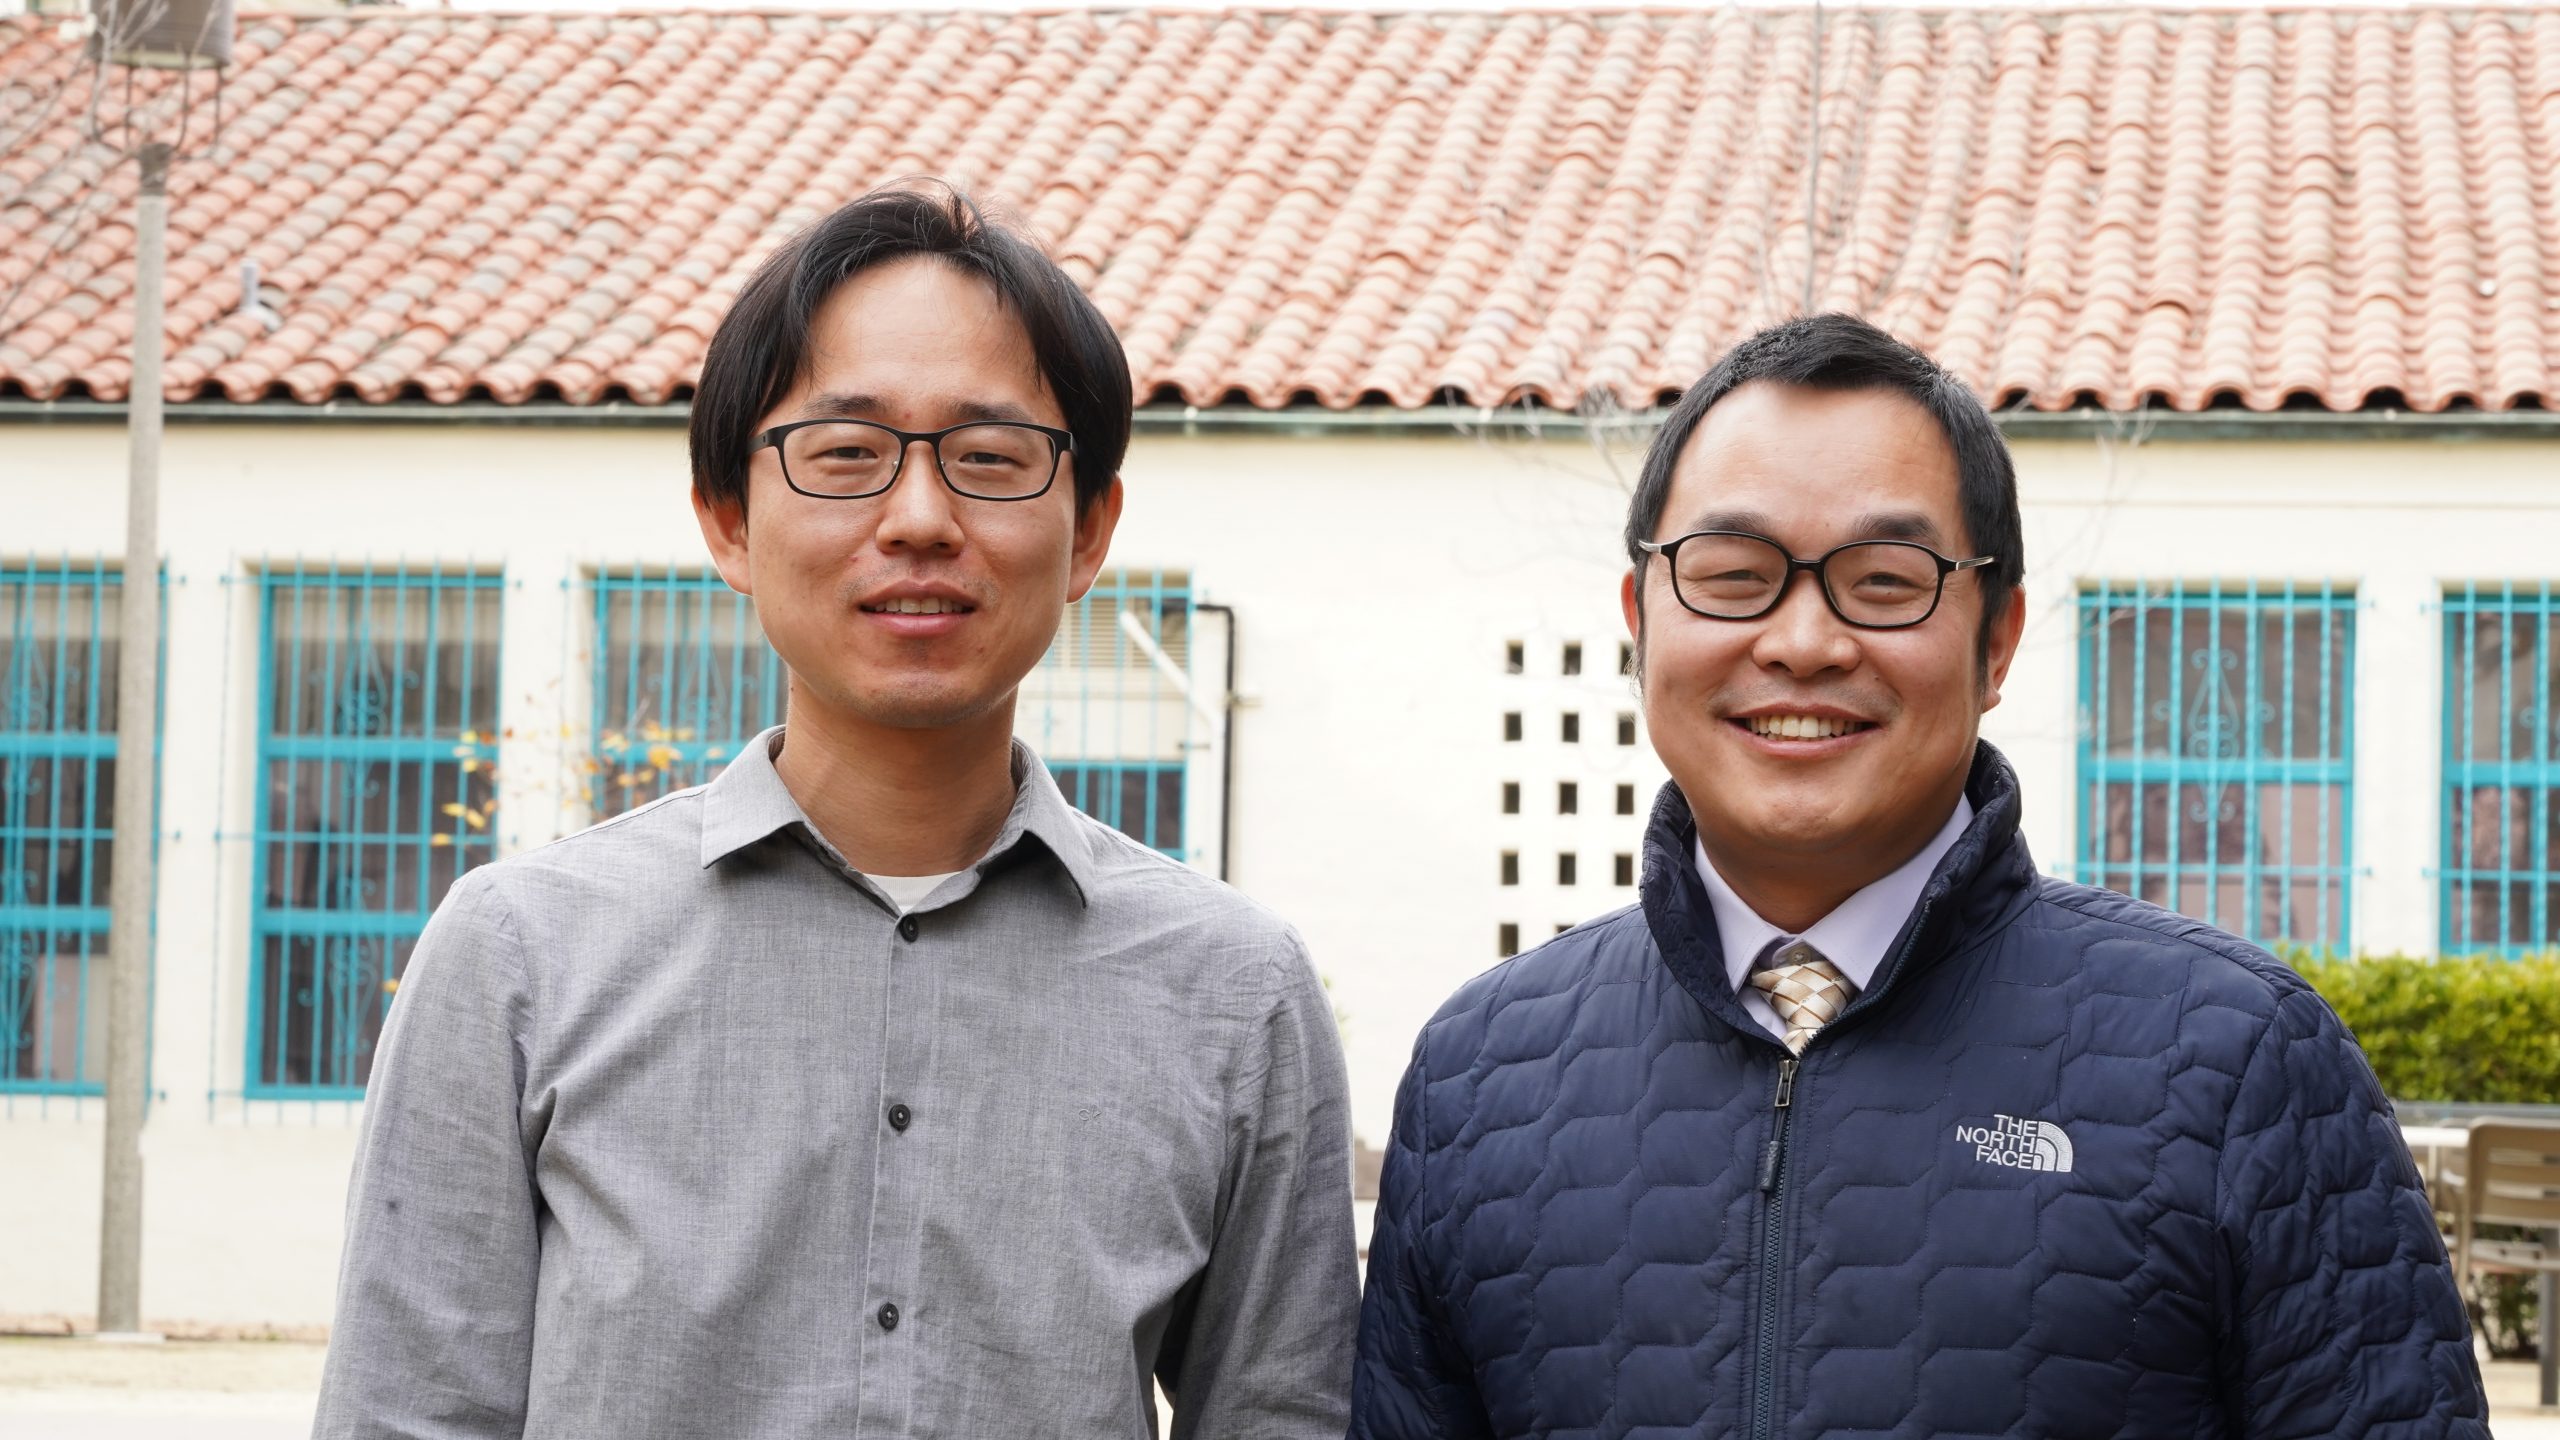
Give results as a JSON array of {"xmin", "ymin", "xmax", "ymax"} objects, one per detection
[{"xmin": 4, "ymin": 6, "xmax": 2557, "ymax": 413}]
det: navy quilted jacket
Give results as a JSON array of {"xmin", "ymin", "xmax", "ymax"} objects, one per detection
[{"xmin": 1351, "ymin": 744, "xmax": 2489, "ymax": 1439}]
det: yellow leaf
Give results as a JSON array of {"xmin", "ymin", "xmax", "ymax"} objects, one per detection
[
  {"xmin": 430, "ymin": 834, "xmax": 453, "ymax": 847},
  {"xmin": 381, "ymin": 978, "xmax": 400, "ymax": 996},
  {"xmin": 458, "ymin": 729, "xmax": 479, "ymax": 744},
  {"xmin": 463, "ymin": 809, "xmax": 487, "ymax": 831},
  {"xmin": 459, "ymin": 758, "xmax": 480, "ymax": 774},
  {"xmin": 440, "ymin": 803, "xmax": 467, "ymax": 818},
  {"xmin": 645, "ymin": 743, "xmax": 681, "ymax": 770}
]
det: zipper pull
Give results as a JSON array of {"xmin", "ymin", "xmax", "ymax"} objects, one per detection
[{"xmin": 1757, "ymin": 1058, "xmax": 1799, "ymax": 1192}]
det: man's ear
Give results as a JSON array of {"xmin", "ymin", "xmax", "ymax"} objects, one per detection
[
  {"xmin": 693, "ymin": 485, "xmax": 754, "ymax": 598},
  {"xmin": 1063, "ymin": 476, "xmax": 1126, "ymax": 603},
  {"xmin": 1978, "ymin": 585, "xmax": 2027, "ymax": 712},
  {"xmin": 1619, "ymin": 568, "xmax": 1645, "ymax": 688}
]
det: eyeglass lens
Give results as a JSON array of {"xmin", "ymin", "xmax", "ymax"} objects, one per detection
[
  {"xmin": 779, "ymin": 422, "xmax": 1059, "ymax": 499},
  {"xmin": 1671, "ymin": 534, "xmax": 1944, "ymax": 626}
]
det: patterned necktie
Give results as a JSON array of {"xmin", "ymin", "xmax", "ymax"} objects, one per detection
[{"xmin": 1748, "ymin": 938, "xmax": 1856, "ymax": 1055}]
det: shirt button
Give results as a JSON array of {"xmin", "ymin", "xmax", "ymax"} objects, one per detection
[
  {"xmin": 897, "ymin": 915, "xmax": 920, "ymax": 942},
  {"xmin": 877, "ymin": 1302, "xmax": 900, "ymax": 1332},
  {"xmin": 887, "ymin": 1103, "xmax": 911, "ymax": 1132}
]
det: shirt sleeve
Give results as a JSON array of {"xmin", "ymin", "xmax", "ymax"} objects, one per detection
[
  {"xmin": 1349, "ymin": 1049, "xmax": 1490, "ymax": 1440},
  {"xmin": 311, "ymin": 868, "xmax": 542, "ymax": 1440},
  {"xmin": 1155, "ymin": 931, "xmax": 1360, "ymax": 1440},
  {"xmin": 2214, "ymin": 982, "xmax": 2492, "ymax": 1439}
]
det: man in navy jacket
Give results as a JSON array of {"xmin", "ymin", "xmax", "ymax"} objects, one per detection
[{"xmin": 1350, "ymin": 315, "xmax": 2490, "ymax": 1438}]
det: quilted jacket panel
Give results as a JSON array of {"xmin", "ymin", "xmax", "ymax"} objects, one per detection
[{"xmin": 1351, "ymin": 744, "xmax": 2489, "ymax": 1440}]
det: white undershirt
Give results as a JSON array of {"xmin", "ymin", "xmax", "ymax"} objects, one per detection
[
  {"xmin": 868, "ymin": 872, "xmax": 959, "ymax": 912},
  {"xmin": 1693, "ymin": 797, "xmax": 1974, "ymax": 1045}
]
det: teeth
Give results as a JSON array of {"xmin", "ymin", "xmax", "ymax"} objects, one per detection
[
  {"xmin": 873, "ymin": 598, "xmax": 963, "ymax": 615},
  {"xmin": 1747, "ymin": 714, "xmax": 1861, "ymax": 740}
]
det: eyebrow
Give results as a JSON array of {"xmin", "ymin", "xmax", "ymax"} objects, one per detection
[
  {"xmin": 797, "ymin": 393, "xmax": 1042, "ymax": 426},
  {"xmin": 1682, "ymin": 508, "xmax": 1949, "ymax": 548}
]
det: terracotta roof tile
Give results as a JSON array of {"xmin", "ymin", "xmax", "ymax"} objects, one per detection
[{"xmin": 5, "ymin": 7, "xmax": 2558, "ymax": 412}]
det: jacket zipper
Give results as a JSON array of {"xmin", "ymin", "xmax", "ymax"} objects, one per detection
[{"xmin": 1749, "ymin": 1055, "xmax": 1798, "ymax": 1440}]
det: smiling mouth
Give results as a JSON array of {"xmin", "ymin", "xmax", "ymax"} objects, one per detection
[
  {"xmin": 860, "ymin": 598, "xmax": 975, "ymax": 616},
  {"xmin": 1732, "ymin": 714, "xmax": 1879, "ymax": 741}
]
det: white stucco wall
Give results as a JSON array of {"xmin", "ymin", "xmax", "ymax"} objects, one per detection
[{"xmin": 3, "ymin": 417, "xmax": 2554, "ymax": 1328}]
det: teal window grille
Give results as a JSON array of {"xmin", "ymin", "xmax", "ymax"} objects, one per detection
[
  {"xmin": 588, "ymin": 567, "xmax": 1194, "ymax": 856},
  {"xmin": 248, "ymin": 566, "xmax": 503, "ymax": 1096},
  {"xmin": 2, "ymin": 563, "xmax": 130, "ymax": 1094},
  {"xmin": 589, "ymin": 567, "xmax": 785, "ymax": 817},
  {"xmin": 1022, "ymin": 570, "xmax": 1191, "ymax": 856},
  {"xmin": 2443, "ymin": 583, "xmax": 2559, "ymax": 956},
  {"xmin": 2076, "ymin": 582, "xmax": 2356, "ymax": 950}
]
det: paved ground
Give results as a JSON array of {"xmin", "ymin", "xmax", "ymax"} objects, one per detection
[
  {"xmin": 3, "ymin": 1335, "xmax": 2557, "ymax": 1436},
  {"xmin": 0, "ymin": 1338, "xmax": 321, "ymax": 1440}
]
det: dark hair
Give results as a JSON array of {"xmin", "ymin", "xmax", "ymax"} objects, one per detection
[
  {"xmin": 689, "ymin": 182, "xmax": 1132, "ymax": 514},
  {"xmin": 1622, "ymin": 313, "xmax": 2024, "ymax": 658}
]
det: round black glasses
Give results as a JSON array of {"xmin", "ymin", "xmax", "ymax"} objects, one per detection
[
  {"xmin": 1636, "ymin": 530, "xmax": 1997, "ymax": 630},
  {"xmin": 750, "ymin": 419, "xmax": 1075, "ymax": 501}
]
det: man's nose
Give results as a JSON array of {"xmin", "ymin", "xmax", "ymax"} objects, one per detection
[
  {"xmin": 1749, "ymin": 568, "xmax": 1861, "ymax": 675},
  {"xmin": 874, "ymin": 439, "xmax": 964, "ymax": 551}
]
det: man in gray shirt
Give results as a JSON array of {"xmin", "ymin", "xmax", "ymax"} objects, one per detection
[{"xmin": 312, "ymin": 183, "xmax": 1358, "ymax": 1438}]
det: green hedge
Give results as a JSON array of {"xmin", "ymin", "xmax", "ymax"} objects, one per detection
[
  {"xmin": 2288, "ymin": 951, "xmax": 2560, "ymax": 1358},
  {"xmin": 2289, "ymin": 952, "xmax": 2560, "ymax": 1104}
]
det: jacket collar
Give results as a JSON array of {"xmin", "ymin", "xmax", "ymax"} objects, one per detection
[
  {"xmin": 1639, "ymin": 740, "xmax": 2038, "ymax": 1044},
  {"xmin": 697, "ymin": 726, "xmax": 1097, "ymax": 906}
]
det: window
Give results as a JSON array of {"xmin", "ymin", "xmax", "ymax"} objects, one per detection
[
  {"xmin": 1558, "ymin": 781, "xmax": 1578, "ymax": 815},
  {"xmin": 2, "ymin": 564, "xmax": 145, "ymax": 1095},
  {"xmin": 1497, "ymin": 922, "xmax": 1519, "ymax": 957},
  {"xmin": 1560, "ymin": 712, "xmax": 1580, "ymax": 743},
  {"xmin": 1557, "ymin": 852, "xmax": 1577, "ymax": 885},
  {"xmin": 1615, "ymin": 853, "xmax": 1635, "ymax": 887},
  {"xmin": 1618, "ymin": 641, "xmax": 1635, "ymax": 676},
  {"xmin": 1616, "ymin": 782, "xmax": 1637, "ymax": 816},
  {"xmin": 2443, "ymin": 584, "xmax": 2559, "ymax": 955},
  {"xmin": 1503, "ymin": 712, "xmax": 1522, "ymax": 742},
  {"xmin": 1018, "ymin": 569, "xmax": 1195, "ymax": 855},
  {"xmin": 590, "ymin": 568, "xmax": 784, "ymax": 817},
  {"xmin": 1617, "ymin": 712, "xmax": 1637, "ymax": 746},
  {"xmin": 1502, "ymin": 781, "xmax": 1520, "ymax": 814},
  {"xmin": 1499, "ymin": 851, "xmax": 1519, "ymax": 886},
  {"xmin": 1505, "ymin": 641, "xmax": 1524, "ymax": 674},
  {"xmin": 1561, "ymin": 643, "xmax": 1582, "ymax": 676},
  {"xmin": 250, "ymin": 567, "xmax": 503, "ymax": 1095},
  {"xmin": 2075, "ymin": 583, "xmax": 2355, "ymax": 950}
]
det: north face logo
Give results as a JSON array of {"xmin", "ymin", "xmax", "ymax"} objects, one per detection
[{"xmin": 1954, "ymin": 1114, "xmax": 2075, "ymax": 1172}]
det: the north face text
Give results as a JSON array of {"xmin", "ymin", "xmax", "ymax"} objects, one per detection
[{"xmin": 1954, "ymin": 1114, "xmax": 2075, "ymax": 1172}]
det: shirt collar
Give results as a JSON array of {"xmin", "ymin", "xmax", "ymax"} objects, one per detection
[
  {"xmin": 1693, "ymin": 794, "xmax": 1974, "ymax": 996},
  {"xmin": 697, "ymin": 726, "xmax": 1097, "ymax": 906}
]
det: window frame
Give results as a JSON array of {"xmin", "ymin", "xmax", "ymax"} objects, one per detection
[
  {"xmin": 244, "ymin": 565, "xmax": 504, "ymax": 1099},
  {"xmin": 2072, "ymin": 580, "xmax": 2358, "ymax": 952},
  {"xmin": 1, "ymin": 562, "xmax": 156, "ymax": 1098},
  {"xmin": 2441, "ymin": 582, "xmax": 2559, "ymax": 957}
]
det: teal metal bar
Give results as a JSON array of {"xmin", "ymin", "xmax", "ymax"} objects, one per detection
[
  {"xmin": 246, "ymin": 566, "xmax": 503, "ymax": 1097},
  {"xmin": 2440, "ymin": 582, "xmax": 2559, "ymax": 957},
  {"xmin": 1, "ymin": 562, "xmax": 154, "ymax": 1097},
  {"xmin": 2076, "ymin": 581, "xmax": 2356, "ymax": 949}
]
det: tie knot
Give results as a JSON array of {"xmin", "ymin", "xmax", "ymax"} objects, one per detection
[{"xmin": 1747, "ymin": 939, "xmax": 1854, "ymax": 1055}]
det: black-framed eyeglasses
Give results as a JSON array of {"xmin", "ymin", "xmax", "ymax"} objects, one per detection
[
  {"xmin": 750, "ymin": 419, "xmax": 1075, "ymax": 501},
  {"xmin": 1635, "ymin": 530, "xmax": 1997, "ymax": 630}
]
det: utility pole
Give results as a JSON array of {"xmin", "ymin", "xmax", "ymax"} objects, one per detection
[
  {"xmin": 84, "ymin": 0, "xmax": 231, "ymax": 1338},
  {"xmin": 96, "ymin": 136, "xmax": 171, "ymax": 1341}
]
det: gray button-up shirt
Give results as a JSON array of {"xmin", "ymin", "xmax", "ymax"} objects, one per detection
[{"xmin": 313, "ymin": 730, "xmax": 1358, "ymax": 1439}]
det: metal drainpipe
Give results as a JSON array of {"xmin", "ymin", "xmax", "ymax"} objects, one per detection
[{"xmin": 1193, "ymin": 602, "xmax": 1239, "ymax": 884}]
